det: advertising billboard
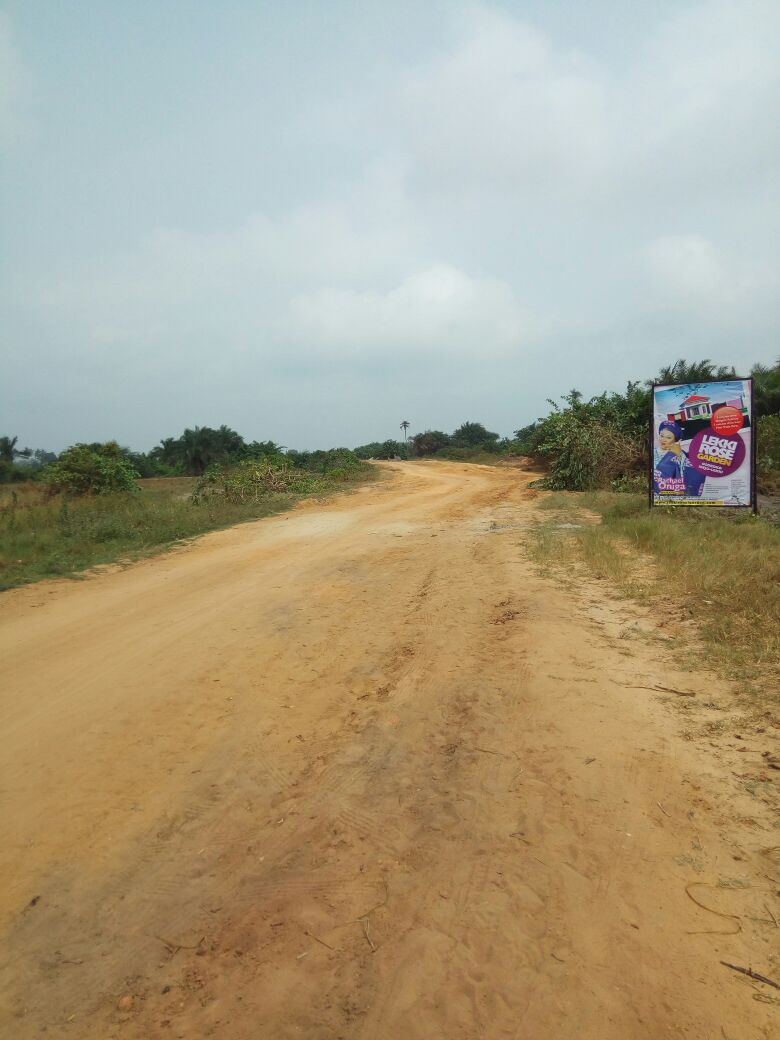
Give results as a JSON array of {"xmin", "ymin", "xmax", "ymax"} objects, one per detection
[{"xmin": 650, "ymin": 378, "xmax": 755, "ymax": 509}]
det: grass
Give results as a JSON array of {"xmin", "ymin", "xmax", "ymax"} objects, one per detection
[
  {"xmin": 0, "ymin": 466, "xmax": 379, "ymax": 591},
  {"xmin": 530, "ymin": 491, "xmax": 780, "ymax": 685}
]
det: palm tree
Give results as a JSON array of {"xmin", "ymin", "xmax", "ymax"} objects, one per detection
[
  {"xmin": 0, "ymin": 436, "xmax": 18, "ymax": 464},
  {"xmin": 751, "ymin": 358, "xmax": 780, "ymax": 417},
  {"xmin": 400, "ymin": 420, "xmax": 410, "ymax": 442},
  {"xmin": 649, "ymin": 360, "xmax": 736, "ymax": 387}
]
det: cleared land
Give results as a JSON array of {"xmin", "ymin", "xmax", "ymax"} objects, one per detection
[{"xmin": 0, "ymin": 462, "xmax": 778, "ymax": 1039}]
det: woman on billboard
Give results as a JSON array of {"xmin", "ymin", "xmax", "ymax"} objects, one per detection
[{"xmin": 653, "ymin": 421, "xmax": 705, "ymax": 497}]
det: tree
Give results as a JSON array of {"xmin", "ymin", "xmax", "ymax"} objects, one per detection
[
  {"xmin": 650, "ymin": 359, "xmax": 736, "ymax": 386},
  {"xmin": 752, "ymin": 358, "xmax": 780, "ymax": 417},
  {"xmin": 354, "ymin": 440, "xmax": 407, "ymax": 460},
  {"xmin": 0, "ymin": 436, "xmax": 18, "ymax": 464},
  {"xmin": 411, "ymin": 430, "xmax": 451, "ymax": 456},
  {"xmin": 400, "ymin": 420, "xmax": 410, "ymax": 442},
  {"xmin": 451, "ymin": 421, "xmax": 500, "ymax": 448},
  {"xmin": 150, "ymin": 425, "xmax": 246, "ymax": 475},
  {"xmin": 242, "ymin": 440, "xmax": 285, "ymax": 459}
]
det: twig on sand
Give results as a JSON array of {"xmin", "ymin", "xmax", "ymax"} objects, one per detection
[
  {"xmin": 470, "ymin": 746, "xmax": 510, "ymax": 758},
  {"xmin": 720, "ymin": 961, "xmax": 780, "ymax": 990},
  {"xmin": 304, "ymin": 929, "xmax": 337, "ymax": 952},
  {"xmin": 361, "ymin": 917, "xmax": 376, "ymax": 952},
  {"xmin": 153, "ymin": 933, "xmax": 206, "ymax": 954},
  {"xmin": 353, "ymin": 878, "xmax": 388, "ymax": 953},
  {"xmin": 685, "ymin": 883, "xmax": 742, "ymax": 935},
  {"xmin": 657, "ymin": 801, "xmax": 671, "ymax": 817},
  {"xmin": 611, "ymin": 680, "xmax": 695, "ymax": 697},
  {"xmin": 509, "ymin": 832, "xmax": 531, "ymax": 844}
]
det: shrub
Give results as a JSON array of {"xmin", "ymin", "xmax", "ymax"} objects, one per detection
[
  {"xmin": 532, "ymin": 412, "xmax": 642, "ymax": 491},
  {"xmin": 191, "ymin": 457, "xmax": 322, "ymax": 503},
  {"xmin": 757, "ymin": 414, "xmax": 780, "ymax": 494},
  {"xmin": 41, "ymin": 443, "xmax": 139, "ymax": 495}
]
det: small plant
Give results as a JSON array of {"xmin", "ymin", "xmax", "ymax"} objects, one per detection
[{"xmin": 610, "ymin": 472, "xmax": 646, "ymax": 494}]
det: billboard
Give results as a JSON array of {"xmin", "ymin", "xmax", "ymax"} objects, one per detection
[{"xmin": 650, "ymin": 378, "xmax": 755, "ymax": 509}]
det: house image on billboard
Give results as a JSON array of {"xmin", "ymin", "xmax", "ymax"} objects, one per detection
[{"xmin": 666, "ymin": 390, "xmax": 748, "ymax": 425}]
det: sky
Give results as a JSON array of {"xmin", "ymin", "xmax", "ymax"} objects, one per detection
[{"xmin": 1, "ymin": 0, "xmax": 779, "ymax": 452}]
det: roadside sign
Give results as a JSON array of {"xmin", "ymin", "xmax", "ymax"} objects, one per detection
[{"xmin": 650, "ymin": 378, "xmax": 756, "ymax": 510}]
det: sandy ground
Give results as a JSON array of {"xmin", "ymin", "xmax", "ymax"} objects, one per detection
[{"xmin": 0, "ymin": 462, "xmax": 778, "ymax": 1039}]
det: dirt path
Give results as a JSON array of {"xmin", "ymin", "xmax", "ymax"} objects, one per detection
[{"xmin": 0, "ymin": 462, "xmax": 777, "ymax": 1039}]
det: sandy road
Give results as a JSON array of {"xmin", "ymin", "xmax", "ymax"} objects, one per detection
[{"xmin": 0, "ymin": 462, "xmax": 777, "ymax": 1039}]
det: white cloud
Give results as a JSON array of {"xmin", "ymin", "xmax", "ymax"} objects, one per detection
[
  {"xmin": 284, "ymin": 264, "xmax": 541, "ymax": 357},
  {"xmin": 642, "ymin": 234, "xmax": 779, "ymax": 324},
  {"xmin": 42, "ymin": 160, "xmax": 422, "ymax": 343},
  {"xmin": 394, "ymin": 7, "xmax": 610, "ymax": 199},
  {"xmin": 4, "ymin": 2, "xmax": 779, "ymax": 450}
]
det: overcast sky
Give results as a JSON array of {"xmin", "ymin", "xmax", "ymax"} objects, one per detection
[{"xmin": 2, "ymin": 1, "xmax": 779, "ymax": 451}]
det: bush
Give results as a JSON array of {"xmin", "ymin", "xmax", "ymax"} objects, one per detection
[
  {"xmin": 191, "ymin": 457, "xmax": 322, "ymax": 503},
  {"xmin": 41, "ymin": 443, "xmax": 139, "ymax": 495},
  {"xmin": 532, "ymin": 411, "xmax": 642, "ymax": 491},
  {"xmin": 757, "ymin": 414, "xmax": 780, "ymax": 494}
]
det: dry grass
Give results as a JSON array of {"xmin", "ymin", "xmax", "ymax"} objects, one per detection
[
  {"xmin": 530, "ymin": 492, "xmax": 780, "ymax": 687},
  {"xmin": 0, "ymin": 467, "xmax": 378, "ymax": 591}
]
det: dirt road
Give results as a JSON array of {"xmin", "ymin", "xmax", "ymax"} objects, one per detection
[{"xmin": 1, "ymin": 463, "xmax": 777, "ymax": 1039}]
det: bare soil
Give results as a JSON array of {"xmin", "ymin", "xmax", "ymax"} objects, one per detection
[{"xmin": 0, "ymin": 462, "xmax": 777, "ymax": 1039}]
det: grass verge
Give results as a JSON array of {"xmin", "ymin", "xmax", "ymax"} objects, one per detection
[
  {"xmin": 0, "ymin": 467, "xmax": 379, "ymax": 591},
  {"xmin": 530, "ymin": 492, "xmax": 780, "ymax": 686}
]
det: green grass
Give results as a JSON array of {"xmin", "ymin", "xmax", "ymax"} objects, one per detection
[
  {"xmin": 530, "ymin": 492, "xmax": 780, "ymax": 685},
  {"xmin": 0, "ymin": 467, "xmax": 379, "ymax": 591}
]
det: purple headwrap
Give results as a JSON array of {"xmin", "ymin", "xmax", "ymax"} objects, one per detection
[{"xmin": 658, "ymin": 420, "xmax": 682, "ymax": 440}]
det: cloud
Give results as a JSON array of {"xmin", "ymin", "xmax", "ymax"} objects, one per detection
[
  {"xmin": 42, "ymin": 159, "xmax": 422, "ymax": 344},
  {"xmin": 394, "ymin": 7, "xmax": 610, "ymax": 199},
  {"xmin": 386, "ymin": 0, "xmax": 780, "ymax": 213},
  {"xmin": 3, "ymin": 2, "xmax": 779, "ymax": 450},
  {"xmin": 284, "ymin": 264, "xmax": 542, "ymax": 357},
  {"xmin": 642, "ymin": 234, "xmax": 779, "ymax": 323}
]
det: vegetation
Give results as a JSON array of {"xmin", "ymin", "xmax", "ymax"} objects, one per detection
[
  {"xmin": 150, "ymin": 424, "xmax": 248, "ymax": 475},
  {"xmin": 516, "ymin": 358, "xmax": 780, "ymax": 494},
  {"xmin": 531, "ymin": 492, "xmax": 780, "ymax": 684},
  {"xmin": 353, "ymin": 440, "xmax": 409, "ymax": 460},
  {"xmin": 757, "ymin": 414, "xmax": 780, "ymax": 494},
  {"xmin": 0, "ymin": 445, "xmax": 374, "ymax": 590},
  {"xmin": 41, "ymin": 442, "xmax": 140, "ymax": 495},
  {"xmin": 2, "ymin": 353, "xmax": 777, "ymax": 590},
  {"xmin": 352, "ymin": 420, "xmax": 504, "ymax": 460},
  {"xmin": 192, "ymin": 449, "xmax": 370, "ymax": 504}
]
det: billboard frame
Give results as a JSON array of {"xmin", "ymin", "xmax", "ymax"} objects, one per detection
[{"xmin": 648, "ymin": 376, "xmax": 756, "ymax": 513}]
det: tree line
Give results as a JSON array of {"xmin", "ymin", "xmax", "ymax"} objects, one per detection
[
  {"xmin": 353, "ymin": 421, "xmax": 503, "ymax": 461},
  {"xmin": 3, "ymin": 357, "xmax": 778, "ymax": 493}
]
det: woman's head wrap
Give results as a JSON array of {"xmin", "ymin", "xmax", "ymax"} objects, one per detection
[{"xmin": 658, "ymin": 420, "xmax": 682, "ymax": 440}]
